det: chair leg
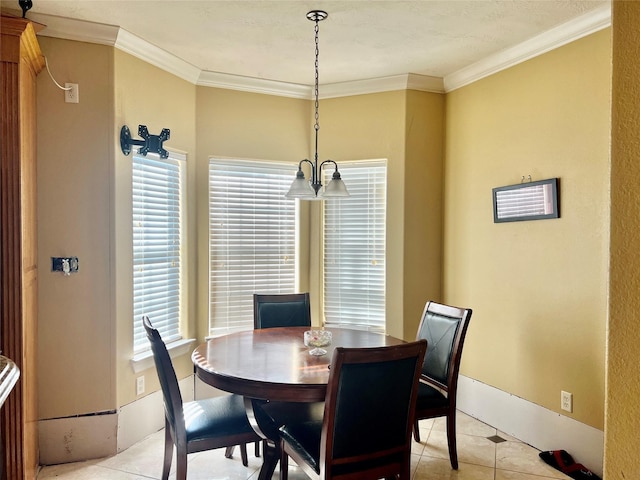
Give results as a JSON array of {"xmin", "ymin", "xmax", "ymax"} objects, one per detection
[
  {"xmin": 162, "ymin": 423, "xmax": 173, "ymax": 480},
  {"xmin": 255, "ymin": 440, "xmax": 260, "ymax": 457},
  {"xmin": 446, "ymin": 412, "xmax": 458, "ymax": 470},
  {"xmin": 225, "ymin": 445, "xmax": 235, "ymax": 458},
  {"xmin": 176, "ymin": 444, "xmax": 188, "ymax": 480},
  {"xmin": 280, "ymin": 445, "xmax": 289, "ymax": 480},
  {"xmin": 240, "ymin": 443, "xmax": 249, "ymax": 466},
  {"xmin": 413, "ymin": 419, "xmax": 421, "ymax": 442}
]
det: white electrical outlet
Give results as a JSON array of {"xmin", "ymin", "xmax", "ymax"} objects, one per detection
[
  {"xmin": 136, "ymin": 376, "xmax": 145, "ymax": 396},
  {"xmin": 64, "ymin": 83, "xmax": 79, "ymax": 103},
  {"xmin": 561, "ymin": 390, "xmax": 573, "ymax": 412}
]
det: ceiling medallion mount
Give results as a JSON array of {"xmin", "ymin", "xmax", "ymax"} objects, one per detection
[{"xmin": 306, "ymin": 10, "xmax": 328, "ymax": 22}]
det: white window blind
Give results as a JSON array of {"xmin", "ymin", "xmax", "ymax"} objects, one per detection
[
  {"xmin": 323, "ymin": 160, "xmax": 387, "ymax": 331},
  {"xmin": 133, "ymin": 152, "xmax": 185, "ymax": 352},
  {"xmin": 209, "ymin": 158, "xmax": 296, "ymax": 336}
]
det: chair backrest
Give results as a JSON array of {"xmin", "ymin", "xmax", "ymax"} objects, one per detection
[
  {"xmin": 253, "ymin": 293, "xmax": 311, "ymax": 329},
  {"xmin": 320, "ymin": 340, "xmax": 427, "ymax": 479},
  {"xmin": 415, "ymin": 301, "xmax": 472, "ymax": 393},
  {"xmin": 142, "ymin": 316, "xmax": 185, "ymax": 440}
]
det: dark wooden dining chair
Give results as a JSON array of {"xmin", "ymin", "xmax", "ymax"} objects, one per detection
[
  {"xmin": 143, "ymin": 316, "xmax": 261, "ymax": 480},
  {"xmin": 253, "ymin": 292, "xmax": 311, "ymax": 329},
  {"xmin": 413, "ymin": 301, "xmax": 472, "ymax": 470},
  {"xmin": 252, "ymin": 292, "xmax": 313, "ymax": 460},
  {"xmin": 277, "ymin": 340, "xmax": 427, "ymax": 480}
]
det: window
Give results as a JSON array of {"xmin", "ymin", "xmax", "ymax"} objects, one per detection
[
  {"xmin": 209, "ymin": 158, "xmax": 296, "ymax": 336},
  {"xmin": 132, "ymin": 152, "xmax": 185, "ymax": 353},
  {"xmin": 323, "ymin": 160, "xmax": 387, "ymax": 331}
]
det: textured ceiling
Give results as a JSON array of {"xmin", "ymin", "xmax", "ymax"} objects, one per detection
[{"xmin": 1, "ymin": 0, "xmax": 609, "ymax": 86}]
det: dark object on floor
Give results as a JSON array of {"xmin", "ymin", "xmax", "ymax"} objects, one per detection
[{"xmin": 539, "ymin": 450, "xmax": 602, "ymax": 480}]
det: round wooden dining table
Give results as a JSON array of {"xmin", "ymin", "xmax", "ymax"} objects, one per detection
[
  {"xmin": 192, "ymin": 326, "xmax": 405, "ymax": 479},
  {"xmin": 192, "ymin": 326, "xmax": 405, "ymax": 402}
]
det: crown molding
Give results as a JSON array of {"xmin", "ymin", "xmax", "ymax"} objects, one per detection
[
  {"xmin": 115, "ymin": 29, "xmax": 201, "ymax": 84},
  {"xmin": 406, "ymin": 73, "xmax": 445, "ymax": 94},
  {"xmin": 22, "ymin": 11, "xmax": 119, "ymax": 45},
  {"xmin": 197, "ymin": 73, "xmax": 443, "ymax": 99},
  {"xmin": 26, "ymin": 5, "xmax": 611, "ymax": 97},
  {"xmin": 320, "ymin": 74, "xmax": 444, "ymax": 99},
  {"xmin": 26, "ymin": 11, "xmax": 200, "ymax": 83},
  {"xmin": 444, "ymin": 3, "xmax": 611, "ymax": 92},
  {"xmin": 197, "ymin": 71, "xmax": 311, "ymax": 99}
]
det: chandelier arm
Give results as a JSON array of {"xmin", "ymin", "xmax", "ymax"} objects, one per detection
[
  {"xmin": 297, "ymin": 158, "xmax": 314, "ymax": 170},
  {"xmin": 319, "ymin": 159, "xmax": 338, "ymax": 173}
]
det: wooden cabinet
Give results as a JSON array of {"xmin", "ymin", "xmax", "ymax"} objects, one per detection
[{"xmin": 1, "ymin": 14, "xmax": 44, "ymax": 480}]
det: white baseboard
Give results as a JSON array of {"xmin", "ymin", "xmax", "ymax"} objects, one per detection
[
  {"xmin": 39, "ymin": 376, "xmax": 196, "ymax": 465},
  {"xmin": 117, "ymin": 375, "xmax": 194, "ymax": 452},
  {"xmin": 116, "ymin": 375, "xmax": 228, "ymax": 451},
  {"xmin": 39, "ymin": 411, "xmax": 117, "ymax": 465},
  {"xmin": 457, "ymin": 375, "xmax": 604, "ymax": 477}
]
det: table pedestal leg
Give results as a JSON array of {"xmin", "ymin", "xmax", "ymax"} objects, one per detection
[{"xmin": 244, "ymin": 398, "xmax": 281, "ymax": 479}]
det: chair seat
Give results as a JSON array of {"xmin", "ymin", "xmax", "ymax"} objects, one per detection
[
  {"xmin": 185, "ymin": 394, "xmax": 255, "ymax": 443},
  {"xmin": 415, "ymin": 382, "xmax": 449, "ymax": 411}
]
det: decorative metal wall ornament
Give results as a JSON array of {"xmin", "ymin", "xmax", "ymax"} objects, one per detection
[
  {"xmin": 120, "ymin": 125, "xmax": 171, "ymax": 159},
  {"xmin": 285, "ymin": 10, "xmax": 349, "ymax": 199}
]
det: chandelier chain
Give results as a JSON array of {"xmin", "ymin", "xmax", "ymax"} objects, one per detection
[{"xmin": 314, "ymin": 19, "xmax": 320, "ymax": 134}]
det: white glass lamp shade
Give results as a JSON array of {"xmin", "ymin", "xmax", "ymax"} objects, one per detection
[
  {"xmin": 286, "ymin": 170, "xmax": 315, "ymax": 199},
  {"xmin": 320, "ymin": 171, "xmax": 350, "ymax": 198}
]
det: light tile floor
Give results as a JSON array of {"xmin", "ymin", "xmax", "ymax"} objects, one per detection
[{"xmin": 37, "ymin": 411, "xmax": 570, "ymax": 479}]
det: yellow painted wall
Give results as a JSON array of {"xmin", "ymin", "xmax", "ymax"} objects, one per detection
[
  {"xmin": 317, "ymin": 92, "xmax": 405, "ymax": 339},
  {"xmin": 37, "ymin": 38, "xmax": 116, "ymax": 418},
  {"xmin": 194, "ymin": 87, "xmax": 311, "ymax": 334},
  {"xmin": 605, "ymin": 1, "xmax": 640, "ymax": 477},
  {"xmin": 404, "ymin": 90, "xmax": 445, "ymax": 339},
  {"xmin": 113, "ymin": 50, "xmax": 197, "ymax": 407},
  {"xmin": 444, "ymin": 30, "xmax": 610, "ymax": 429},
  {"xmin": 37, "ymin": 38, "xmax": 199, "ymax": 413},
  {"xmin": 312, "ymin": 91, "xmax": 444, "ymax": 340}
]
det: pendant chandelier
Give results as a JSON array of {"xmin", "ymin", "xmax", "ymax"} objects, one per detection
[{"xmin": 286, "ymin": 10, "xmax": 349, "ymax": 199}]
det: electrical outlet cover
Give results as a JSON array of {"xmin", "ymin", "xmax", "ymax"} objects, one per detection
[
  {"xmin": 561, "ymin": 391, "xmax": 573, "ymax": 412},
  {"xmin": 65, "ymin": 83, "xmax": 79, "ymax": 103},
  {"xmin": 136, "ymin": 376, "xmax": 145, "ymax": 395}
]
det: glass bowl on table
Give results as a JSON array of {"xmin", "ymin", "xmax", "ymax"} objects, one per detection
[{"xmin": 304, "ymin": 329, "xmax": 332, "ymax": 356}]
